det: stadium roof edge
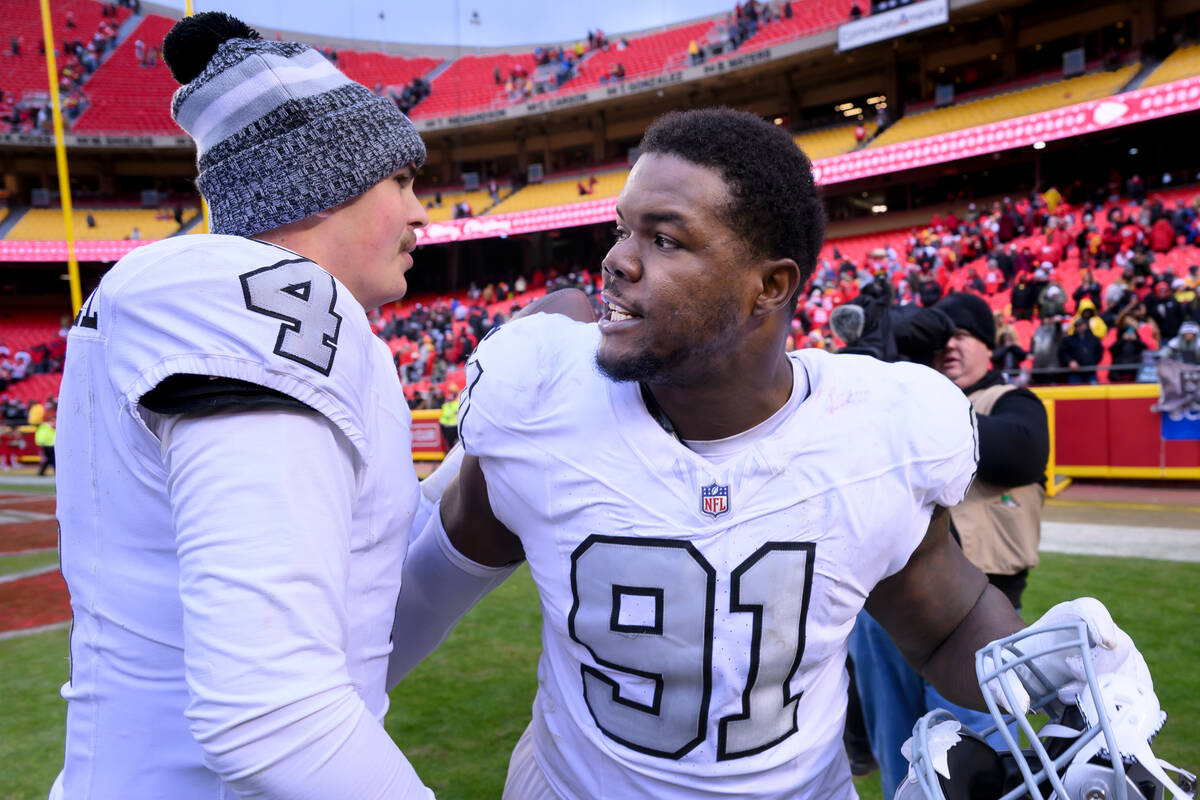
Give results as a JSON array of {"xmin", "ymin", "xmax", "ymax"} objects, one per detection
[{"xmin": 139, "ymin": 0, "xmax": 730, "ymax": 58}]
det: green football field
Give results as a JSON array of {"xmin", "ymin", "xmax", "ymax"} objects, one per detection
[{"xmin": 2, "ymin": 552, "xmax": 1196, "ymax": 799}]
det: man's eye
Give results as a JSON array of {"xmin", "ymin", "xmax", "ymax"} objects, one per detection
[
  {"xmin": 613, "ymin": 226, "xmax": 630, "ymax": 242},
  {"xmin": 654, "ymin": 234, "xmax": 677, "ymax": 250}
]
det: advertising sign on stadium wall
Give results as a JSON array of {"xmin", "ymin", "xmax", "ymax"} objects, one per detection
[
  {"xmin": 837, "ymin": 0, "xmax": 949, "ymax": 52},
  {"xmin": 4, "ymin": 76, "xmax": 1200, "ymax": 261},
  {"xmin": 811, "ymin": 74, "xmax": 1200, "ymax": 186}
]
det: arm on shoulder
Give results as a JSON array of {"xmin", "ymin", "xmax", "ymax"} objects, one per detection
[{"xmin": 864, "ymin": 507, "xmax": 1025, "ymax": 709}]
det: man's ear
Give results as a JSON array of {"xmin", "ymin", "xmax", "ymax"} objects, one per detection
[{"xmin": 753, "ymin": 258, "xmax": 802, "ymax": 318}]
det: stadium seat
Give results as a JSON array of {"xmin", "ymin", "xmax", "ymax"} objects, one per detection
[
  {"xmin": 557, "ymin": 21, "xmax": 714, "ymax": 94},
  {"xmin": 336, "ymin": 50, "xmax": 441, "ymax": 93},
  {"xmin": 1141, "ymin": 42, "xmax": 1200, "ymax": 89},
  {"xmin": 869, "ymin": 65, "xmax": 1141, "ymax": 149},
  {"xmin": 487, "ymin": 169, "xmax": 627, "ymax": 215},
  {"xmin": 71, "ymin": 14, "xmax": 183, "ymax": 135},
  {"xmin": 710, "ymin": 0, "xmax": 859, "ymax": 59},
  {"xmin": 0, "ymin": 310, "xmax": 65, "ymax": 352},
  {"xmin": 418, "ymin": 188, "xmax": 510, "ymax": 222},
  {"xmin": 794, "ymin": 122, "xmax": 876, "ymax": 160},
  {"xmin": 6, "ymin": 208, "xmax": 185, "ymax": 240},
  {"xmin": 408, "ymin": 51, "xmax": 540, "ymax": 119},
  {"xmin": 0, "ymin": 0, "xmax": 131, "ymax": 101}
]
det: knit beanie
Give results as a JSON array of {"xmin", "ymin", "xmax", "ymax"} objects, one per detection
[
  {"xmin": 163, "ymin": 12, "xmax": 426, "ymax": 237},
  {"xmin": 935, "ymin": 292, "xmax": 996, "ymax": 348}
]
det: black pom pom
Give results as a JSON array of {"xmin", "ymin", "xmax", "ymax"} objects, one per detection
[{"xmin": 162, "ymin": 11, "xmax": 261, "ymax": 85}]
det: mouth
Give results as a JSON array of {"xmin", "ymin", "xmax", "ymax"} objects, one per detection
[{"xmin": 601, "ymin": 292, "xmax": 642, "ymax": 323}]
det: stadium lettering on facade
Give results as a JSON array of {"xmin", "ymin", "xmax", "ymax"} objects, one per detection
[
  {"xmin": 703, "ymin": 49, "xmax": 773, "ymax": 74},
  {"xmin": 0, "ymin": 132, "xmax": 190, "ymax": 148},
  {"xmin": 606, "ymin": 70, "xmax": 687, "ymax": 96},
  {"xmin": 525, "ymin": 92, "xmax": 592, "ymax": 112}
]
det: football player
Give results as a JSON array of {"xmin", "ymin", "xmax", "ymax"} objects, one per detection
[
  {"xmin": 52, "ymin": 13, "xmax": 434, "ymax": 799},
  {"xmin": 391, "ymin": 108, "xmax": 1155, "ymax": 799}
]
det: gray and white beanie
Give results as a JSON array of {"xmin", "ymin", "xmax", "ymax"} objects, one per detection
[{"xmin": 169, "ymin": 36, "xmax": 426, "ymax": 237}]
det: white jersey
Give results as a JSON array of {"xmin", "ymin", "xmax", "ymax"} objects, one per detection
[
  {"xmin": 54, "ymin": 235, "xmax": 419, "ymax": 797},
  {"xmin": 460, "ymin": 314, "xmax": 977, "ymax": 800}
]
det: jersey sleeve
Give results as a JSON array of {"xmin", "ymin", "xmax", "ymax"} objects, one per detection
[
  {"xmin": 894, "ymin": 362, "xmax": 979, "ymax": 509},
  {"xmin": 101, "ymin": 238, "xmax": 376, "ymax": 460},
  {"xmin": 457, "ymin": 312, "xmax": 595, "ymax": 460}
]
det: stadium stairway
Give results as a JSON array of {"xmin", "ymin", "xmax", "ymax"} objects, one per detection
[
  {"xmin": 0, "ymin": 208, "xmax": 27, "ymax": 239},
  {"xmin": 1119, "ymin": 59, "xmax": 1163, "ymax": 93},
  {"xmin": 1140, "ymin": 41, "xmax": 1200, "ymax": 89}
]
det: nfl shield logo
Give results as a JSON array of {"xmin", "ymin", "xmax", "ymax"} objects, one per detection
[{"xmin": 700, "ymin": 482, "xmax": 730, "ymax": 518}]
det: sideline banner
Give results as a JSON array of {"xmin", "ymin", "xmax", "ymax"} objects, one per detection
[{"xmin": 1155, "ymin": 359, "xmax": 1200, "ymax": 441}]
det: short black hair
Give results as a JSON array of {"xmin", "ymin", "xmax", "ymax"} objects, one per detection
[{"xmin": 638, "ymin": 107, "xmax": 826, "ymax": 309}]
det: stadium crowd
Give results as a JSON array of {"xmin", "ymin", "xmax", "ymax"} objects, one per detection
[
  {"xmin": 796, "ymin": 179, "xmax": 1200, "ymax": 383},
  {"xmin": 3, "ymin": 176, "xmax": 1200, "ymax": 421}
]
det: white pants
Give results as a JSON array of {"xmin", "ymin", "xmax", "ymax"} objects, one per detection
[{"xmin": 502, "ymin": 722, "xmax": 561, "ymax": 800}]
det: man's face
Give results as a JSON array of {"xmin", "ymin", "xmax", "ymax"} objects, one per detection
[
  {"xmin": 320, "ymin": 164, "xmax": 429, "ymax": 309},
  {"xmin": 597, "ymin": 153, "xmax": 760, "ymax": 384},
  {"xmin": 935, "ymin": 329, "xmax": 992, "ymax": 389}
]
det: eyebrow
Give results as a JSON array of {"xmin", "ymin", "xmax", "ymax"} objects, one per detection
[{"xmin": 615, "ymin": 208, "xmax": 693, "ymax": 232}]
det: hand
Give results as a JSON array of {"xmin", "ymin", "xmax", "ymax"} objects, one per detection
[{"xmin": 981, "ymin": 597, "xmax": 1152, "ymax": 715}]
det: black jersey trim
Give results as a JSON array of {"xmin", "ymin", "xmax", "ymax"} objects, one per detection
[{"xmin": 140, "ymin": 374, "xmax": 312, "ymax": 416}]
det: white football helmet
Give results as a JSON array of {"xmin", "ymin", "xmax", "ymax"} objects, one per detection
[{"xmin": 895, "ymin": 620, "xmax": 1196, "ymax": 800}]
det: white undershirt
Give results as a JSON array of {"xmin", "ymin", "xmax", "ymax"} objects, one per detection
[{"xmin": 681, "ymin": 361, "xmax": 809, "ymax": 464}]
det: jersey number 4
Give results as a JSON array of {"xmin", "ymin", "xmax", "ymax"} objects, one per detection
[
  {"xmin": 569, "ymin": 536, "xmax": 815, "ymax": 761},
  {"xmin": 240, "ymin": 259, "xmax": 343, "ymax": 376}
]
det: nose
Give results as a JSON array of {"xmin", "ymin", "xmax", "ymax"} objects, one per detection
[
  {"xmin": 407, "ymin": 189, "xmax": 429, "ymax": 230},
  {"xmin": 601, "ymin": 238, "xmax": 642, "ymax": 285}
]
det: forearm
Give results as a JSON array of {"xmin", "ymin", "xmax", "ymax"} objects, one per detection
[
  {"xmin": 387, "ymin": 504, "xmax": 516, "ymax": 689},
  {"xmin": 918, "ymin": 583, "xmax": 1025, "ymax": 709},
  {"xmin": 974, "ymin": 395, "xmax": 1049, "ymax": 486}
]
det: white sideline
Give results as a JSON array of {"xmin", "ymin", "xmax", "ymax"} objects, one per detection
[{"xmin": 1040, "ymin": 521, "xmax": 1200, "ymax": 563}]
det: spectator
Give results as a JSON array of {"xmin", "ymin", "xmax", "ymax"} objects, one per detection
[
  {"xmin": 849, "ymin": 1, "xmax": 862, "ymax": 19},
  {"xmin": 850, "ymin": 293, "xmax": 1048, "ymax": 799},
  {"xmin": 1073, "ymin": 269, "xmax": 1103, "ymax": 311},
  {"xmin": 35, "ymin": 416, "xmax": 55, "ymax": 476},
  {"xmin": 1108, "ymin": 320, "xmax": 1148, "ymax": 382},
  {"xmin": 1059, "ymin": 305, "xmax": 1105, "ymax": 384},
  {"xmin": 1160, "ymin": 321, "xmax": 1200, "ymax": 364},
  {"xmin": 1150, "ymin": 214, "xmax": 1176, "ymax": 252},
  {"xmin": 1029, "ymin": 318, "xmax": 1063, "ymax": 385},
  {"xmin": 1148, "ymin": 280, "xmax": 1184, "ymax": 341},
  {"xmin": 1036, "ymin": 281, "xmax": 1067, "ymax": 321},
  {"xmin": 992, "ymin": 329, "xmax": 1026, "ymax": 375},
  {"xmin": 438, "ymin": 382, "xmax": 460, "ymax": 449},
  {"xmin": 1010, "ymin": 273, "xmax": 1037, "ymax": 320}
]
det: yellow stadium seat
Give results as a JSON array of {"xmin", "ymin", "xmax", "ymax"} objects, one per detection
[
  {"xmin": 487, "ymin": 170, "xmax": 629, "ymax": 215},
  {"xmin": 1141, "ymin": 43, "xmax": 1200, "ymax": 89},
  {"xmin": 869, "ymin": 65, "xmax": 1140, "ymax": 149},
  {"xmin": 794, "ymin": 121, "xmax": 876, "ymax": 160},
  {"xmin": 6, "ymin": 208, "xmax": 189, "ymax": 240},
  {"xmin": 417, "ymin": 188, "xmax": 510, "ymax": 222}
]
